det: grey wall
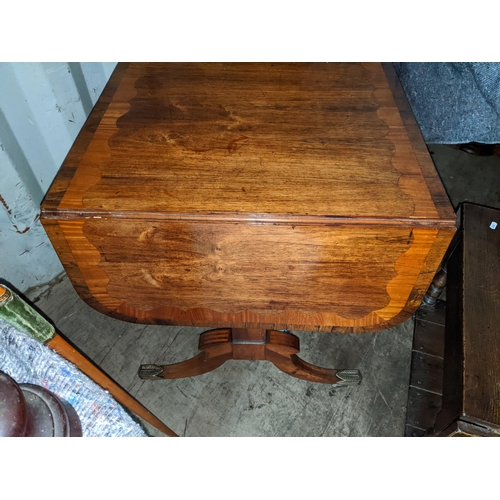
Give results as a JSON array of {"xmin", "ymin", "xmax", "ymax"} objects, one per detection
[{"xmin": 0, "ymin": 62, "xmax": 117, "ymax": 292}]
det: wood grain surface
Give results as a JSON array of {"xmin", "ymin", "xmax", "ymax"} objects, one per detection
[
  {"xmin": 433, "ymin": 203, "xmax": 500, "ymax": 436},
  {"xmin": 41, "ymin": 63, "xmax": 456, "ymax": 332},
  {"xmin": 461, "ymin": 204, "xmax": 500, "ymax": 426},
  {"xmin": 381, "ymin": 63, "xmax": 456, "ymax": 222},
  {"xmin": 44, "ymin": 63, "xmax": 453, "ymax": 223},
  {"xmin": 45, "ymin": 217, "xmax": 453, "ymax": 331}
]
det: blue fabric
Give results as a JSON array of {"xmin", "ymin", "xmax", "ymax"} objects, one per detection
[{"xmin": 393, "ymin": 62, "xmax": 500, "ymax": 144}]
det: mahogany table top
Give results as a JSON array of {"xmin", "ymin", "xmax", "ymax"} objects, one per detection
[
  {"xmin": 43, "ymin": 62, "xmax": 455, "ymax": 227},
  {"xmin": 41, "ymin": 63, "xmax": 456, "ymax": 333}
]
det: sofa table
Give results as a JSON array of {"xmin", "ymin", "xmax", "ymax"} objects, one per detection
[{"xmin": 41, "ymin": 63, "xmax": 456, "ymax": 386}]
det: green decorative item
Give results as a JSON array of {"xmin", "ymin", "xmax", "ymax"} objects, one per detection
[{"xmin": 0, "ymin": 285, "xmax": 55, "ymax": 344}]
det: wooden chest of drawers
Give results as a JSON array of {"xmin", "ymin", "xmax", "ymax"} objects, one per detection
[
  {"xmin": 41, "ymin": 63, "xmax": 456, "ymax": 335},
  {"xmin": 435, "ymin": 203, "xmax": 500, "ymax": 436}
]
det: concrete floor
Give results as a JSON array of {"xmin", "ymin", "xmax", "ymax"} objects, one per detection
[{"xmin": 25, "ymin": 145, "xmax": 499, "ymax": 437}]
